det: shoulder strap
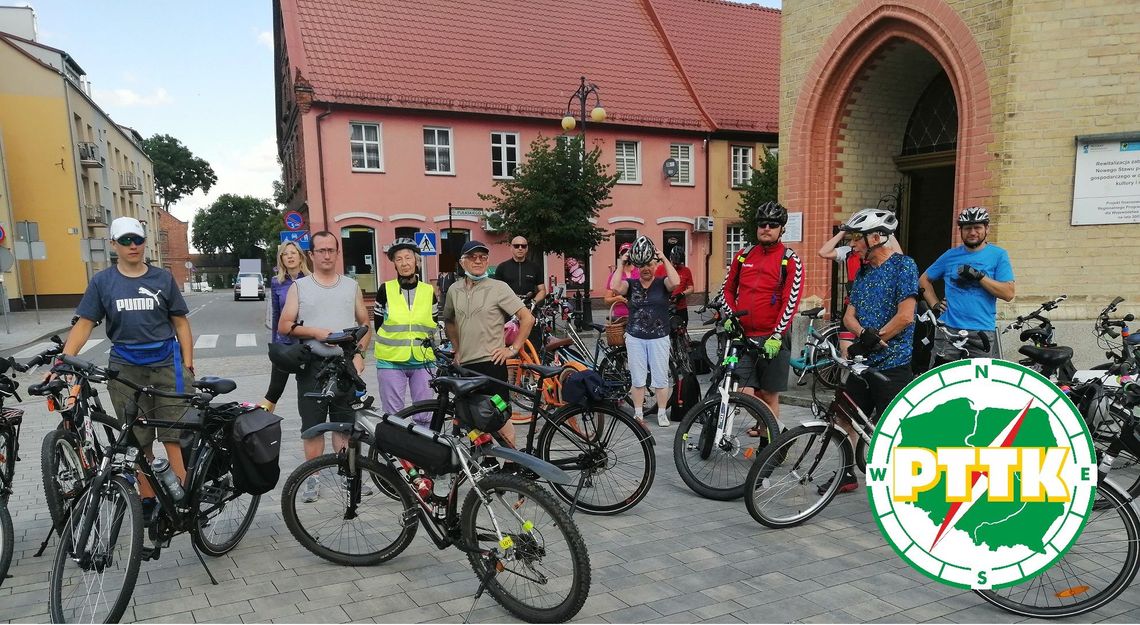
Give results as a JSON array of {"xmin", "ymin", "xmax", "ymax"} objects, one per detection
[
  {"xmin": 778, "ymin": 247, "xmax": 794, "ymax": 293},
  {"xmin": 730, "ymin": 245, "xmax": 754, "ymax": 302}
]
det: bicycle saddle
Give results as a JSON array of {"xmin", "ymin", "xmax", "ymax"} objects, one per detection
[
  {"xmin": 1018, "ymin": 345, "xmax": 1073, "ymax": 368},
  {"xmin": 194, "ymin": 376, "xmax": 236, "ymax": 396},
  {"xmin": 521, "ymin": 363, "xmax": 565, "ymax": 379},
  {"xmin": 799, "ymin": 306, "xmax": 825, "ymax": 318},
  {"xmin": 545, "ymin": 337, "xmax": 574, "ymax": 351},
  {"xmin": 431, "ymin": 375, "xmax": 493, "ymax": 396},
  {"xmin": 1020, "ymin": 327, "xmax": 1050, "ymax": 344}
]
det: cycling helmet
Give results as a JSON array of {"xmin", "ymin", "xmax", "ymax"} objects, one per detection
[
  {"xmin": 268, "ymin": 342, "xmax": 312, "ymax": 374},
  {"xmin": 755, "ymin": 201, "xmax": 788, "ymax": 226},
  {"xmin": 668, "ymin": 246, "xmax": 685, "ymax": 266},
  {"xmin": 628, "ymin": 236, "xmax": 656, "ymax": 266},
  {"xmin": 841, "ymin": 208, "xmax": 898, "ymax": 235},
  {"xmin": 386, "ymin": 237, "xmax": 420, "ymax": 261},
  {"xmin": 957, "ymin": 206, "xmax": 990, "ymax": 226}
]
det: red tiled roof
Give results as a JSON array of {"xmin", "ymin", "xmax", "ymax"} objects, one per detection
[
  {"xmin": 650, "ymin": 0, "xmax": 781, "ymax": 132},
  {"xmin": 284, "ymin": 0, "xmax": 779, "ymax": 133}
]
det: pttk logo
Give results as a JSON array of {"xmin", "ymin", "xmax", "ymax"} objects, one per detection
[{"xmin": 867, "ymin": 359, "xmax": 1096, "ymax": 589}]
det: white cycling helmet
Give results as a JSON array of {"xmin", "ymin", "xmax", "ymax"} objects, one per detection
[
  {"xmin": 629, "ymin": 236, "xmax": 656, "ymax": 266},
  {"xmin": 841, "ymin": 208, "xmax": 898, "ymax": 235}
]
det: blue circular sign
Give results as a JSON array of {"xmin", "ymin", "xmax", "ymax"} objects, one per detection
[{"xmin": 284, "ymin": 211, "xmax": 304, "ymax": 231}]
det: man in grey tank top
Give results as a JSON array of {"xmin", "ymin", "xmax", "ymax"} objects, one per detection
[{"xmin": 278, "ymin": 231, "xmax": 370, "ymax": 502}]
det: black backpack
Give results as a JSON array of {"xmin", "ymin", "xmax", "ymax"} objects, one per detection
[
  {"xmin": 229, "ymin": 406, "xmax": 283, "ymax": 495},
  {"xmin": 668, "ymin": 372, "xmax": 701, "ymax": 422}
]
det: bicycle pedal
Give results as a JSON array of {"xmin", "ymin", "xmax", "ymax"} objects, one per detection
[{"xmin": 140, "ymin": 546, "xmax": 161, "ymax": 562}]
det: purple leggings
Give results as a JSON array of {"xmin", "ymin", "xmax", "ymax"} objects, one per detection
[{"xmin": 377, "ymin": 367, "xmax": 434, "ymax": 423}]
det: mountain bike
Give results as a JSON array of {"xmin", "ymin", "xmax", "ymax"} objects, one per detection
[
  {"xmin": 1003, "ymin": 295, "xmax": 1075, "ymax": 382},
  {"xmin": 673, "ymin": 309, "xmax": 780, "ymax": 500},
  {"xmin": 0, "ymin": 357, "xmax": 23, "ymax": 587},
  {"xmin": 391, "ymin": 338, "xmax": 655, "ymax": 515},
  {"xmin": 789, "ymin": 306, "xmax": 843, "ymax": 390},
  {"xmin": 46, "ymin": 355, "xmax": 261, "ymax": 624},
  {"xmin": 280, "ymin": 327, "xmax": 591, "ymax": 623}
]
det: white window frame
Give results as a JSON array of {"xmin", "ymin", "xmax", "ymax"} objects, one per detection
[
  {"xmin": 423, "ymin": 126, "xmax": 454, "ymax": 175},
  {"xmin": 725, "ymin": 224, "xmax": 747, "ymax": 269},
  {"xmin": 490, "ymin": 131, "xmax": 520, "ymax": 179},
  {"xmin": 670, "ymin": 143, "xmax": 694, "ymax": 186},
  {"xmin": 349, "ymin": 122, "xmax": 383, "ymax": 172},
  {"xmin": 615, "ymin": 140, "xmax": 641, "ymax": 184},
  {"xmin": 731, "ymin": 145, "xmax": 754, "ymax": 188}
]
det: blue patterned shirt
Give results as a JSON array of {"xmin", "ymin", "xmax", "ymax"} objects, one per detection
[{"xmin": 849, "ymin": 253, "xmax": 919, "ymax": 369}]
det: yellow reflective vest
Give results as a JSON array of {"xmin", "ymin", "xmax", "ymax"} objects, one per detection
[{"xmin": 374, "ymin": 280, "xmax": 435, "ymax": 363}]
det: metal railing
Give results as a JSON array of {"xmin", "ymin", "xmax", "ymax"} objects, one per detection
[
  {"xmin": 77, "ymin": 142, "xmax": 101, "ymax": 166},
  {"xmin": 119, "ymin": 172, "xmax": 139, "ymax": 191},
  {"xmin": 84, "ymin": 203, "xmax": 107, "ymax": 224}
]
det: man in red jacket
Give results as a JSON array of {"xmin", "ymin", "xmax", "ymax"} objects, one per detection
[{"xmin": 723, "ymin": 201, "xmax": 803, "ymax": 434}]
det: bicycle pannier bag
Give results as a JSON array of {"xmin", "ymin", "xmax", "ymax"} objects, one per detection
[
  {"xmin": 667, "ymin": 372, "xmax": 701, "ymax": 422},
  {"xmin": 561, "ymin": 369, "xmax": 607, "ymax": 406},
  {"xmin": 455, "ymin": 393, "xmax": 511, "ymax": 432},
  {"xmin": 229, "ymin": 406, "xmax": 283, "ymax": 495},
  {"xmin": 373, "ymin": 414, "xmax": 457, "ymax": 475}
]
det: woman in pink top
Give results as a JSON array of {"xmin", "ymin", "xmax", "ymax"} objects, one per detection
[{"xmin": 604, "ymin": 243, "xmax": 639, "ymax": 318}]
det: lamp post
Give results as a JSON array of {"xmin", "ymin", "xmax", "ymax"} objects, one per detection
[{"xmin": 561, "ymin": 76, "xmax": 606, "ymax": 162}]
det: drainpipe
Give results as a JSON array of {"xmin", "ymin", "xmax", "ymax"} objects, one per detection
[
  {"xmin": 703, "ymin": 134, "xmax": 712, "ymax": 305},
  {"xmin": 63, "ymin": 81, "xmax": 92, "ymax": 281},
  {"xmin": 315, "ymin": 104, "xmax": 333, "ymax": 236}
]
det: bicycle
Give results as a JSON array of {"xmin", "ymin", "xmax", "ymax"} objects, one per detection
[
  {"xmin": 0, "ymin": 357, "xmax": 23, "ymax": 587},
  {"xmin": 392, "ymin": 337, "xmax": 656, "ymax": 515},
  {"xmin": 789, "ymin": 306, "xmax": 844, "ymax": 390},
  {"xmin": 672, "ymin": 309, "xmax": 780, "ymax": 500},
  {"xmin": 1003, "ymin": 295, "xmax": 1075, "ymax": 382},
  {"xmin": 280, "ymin": 327, "xmax": 592, "ymax": 623},
  {"xmin": 46, "ymin": 355, "xmax": 262, "ymax": 624}
]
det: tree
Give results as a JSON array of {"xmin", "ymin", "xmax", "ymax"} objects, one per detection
[
  {"xmin": 736, "ymin": 148, "xmax": 779, "ymax": 244},
  {"xmin": 143, "ymin": 134, "xmax": 218, "ymax": 209},
  {"xmin": 479, "ymin": 135, "xmax": 619, "ymax": 259},
  {"xmin": 192, "ymin": 194, "xmax": 280, "ymax": 259}
]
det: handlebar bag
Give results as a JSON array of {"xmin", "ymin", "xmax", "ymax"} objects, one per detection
[{"xmin": 229, "ymin": 406, "xmax": 284, "ymax": 495}]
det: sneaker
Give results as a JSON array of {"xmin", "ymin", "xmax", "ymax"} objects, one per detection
[
  {"xmin": 818, "ymin": 472, "xmax": 859, "ymax": 496},
  {"xmin": 342, "ymin": 476, "xmax": 374, "ymax": 497},
  {"xmin": 657, "ymin": 412, "xmax": 670, "ymax": 427},
  {"xmin": 301, "ymin": 476, "xmax": 320, "ymax": 503}
]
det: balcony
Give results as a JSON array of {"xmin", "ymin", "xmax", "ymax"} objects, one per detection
[
  {"xmin": 84, "ymin": 203, "xmax": 107, "ymax": 225},
  {"xmin": 120, "ymin": 172, "xmax": 142, "ymax": 194},
  {"xmin": 78, "ymin": 142, "xmax": 102, "ymax": 168}
]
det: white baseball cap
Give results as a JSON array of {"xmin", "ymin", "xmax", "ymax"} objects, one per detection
[{"xmin": 110, "ymin": 217, "xmax": 146, "ymax": 240}]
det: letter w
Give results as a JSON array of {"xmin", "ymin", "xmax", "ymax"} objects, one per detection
[{"xmin": 868, "ymin": 467, "xmax": 888, "ymax": 482}]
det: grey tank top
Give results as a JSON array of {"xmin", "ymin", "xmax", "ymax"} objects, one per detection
[{"xmin": 295, "ymin": 274, "xmax": 358, "ymax": 356}]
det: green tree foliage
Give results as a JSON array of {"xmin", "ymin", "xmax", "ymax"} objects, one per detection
[
  {"xmin": 736, "ymin": 148, "xmax": 779, "ymax": 244},
  {"xmin": 479, "ymin": 135, "xmax": 619, "ymax": 259},
  {"xmin": 192, "ymin": 194, "xmax": 280, "ymax": 259},
  {"xmin": 142, "ymin": 134, "xmax": 218, "ymax": 209}
]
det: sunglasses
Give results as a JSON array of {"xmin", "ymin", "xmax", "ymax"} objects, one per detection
[
  {"xmin": 757, "ymin": 221, "xmax": 782, "ymax": 230},
  {"xmin": 115, "ymin": 234, "xmax": 146, "ymax": 247},
  {"xmin": 847, "ymin": 233, "xmax": 865, "ymax": 242},
  {"xmin": 512, "ymin": 244, "xmax": 528, "ymax": 249}
]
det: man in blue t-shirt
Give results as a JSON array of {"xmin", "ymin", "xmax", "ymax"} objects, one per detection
[
  {"xmin": 919, "ymin": 206, "xmax": 1015, "ymax": 361},
  {"xmin": 63, "ymin": 217, "xmax": 195, "ymax": 525}
]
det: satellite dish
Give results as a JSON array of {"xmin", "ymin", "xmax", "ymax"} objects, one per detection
[{"xmin": 662, "ymin": 158, "xmax": 679, "ymax": 178}]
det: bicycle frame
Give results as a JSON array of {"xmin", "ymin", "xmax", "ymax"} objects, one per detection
[{"xmin": 790, "ymin": 314, "xmax": 839, "ymax": 382}]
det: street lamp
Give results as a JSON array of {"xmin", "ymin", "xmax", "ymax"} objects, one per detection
[{"xmin": 561, "ymin": 76, "xmax": 606, "ymax": 159}]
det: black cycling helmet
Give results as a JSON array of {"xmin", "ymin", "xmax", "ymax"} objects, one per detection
[
  {"xmin": 755, "ymin": 201, "xmax": 788, "ymax": 226},
  {"xmin": 629, "ymin": 236, "xmax": 656, "ymax": 266},
  {"xmin": 957, "ymin": 206, "xmax": 990, "ymax": 226},
  {"xmin": 668, "ymin": 246, "xmax": 685, "ymax": 266},
  {"xmin": 387, "ymin": 237, "xmax": 420, "ymax": 261},
  {"xmin": 268, "ymin": 342, "xmax": 311, "ymax": 374}
]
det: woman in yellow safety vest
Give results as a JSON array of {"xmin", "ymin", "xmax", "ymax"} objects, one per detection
[{"xmin": 373, "ymin": 238, "xmax": 438, "ymax": 421}]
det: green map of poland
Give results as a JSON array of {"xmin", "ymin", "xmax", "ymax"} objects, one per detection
[{"xmin": 897, "ymin": 397, "xmax": 1065, "ymax": 553}]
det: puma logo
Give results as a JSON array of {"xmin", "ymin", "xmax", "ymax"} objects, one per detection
[{"xmin": 138, "ymin": 286, "xmax": 163, "ymax": 306}]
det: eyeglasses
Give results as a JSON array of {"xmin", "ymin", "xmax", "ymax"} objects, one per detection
[
  {"xmin": 512, "ymin": 244, "xmax": 528, "ymax": 249},
  {"xmin": 757, "ymin": 221, "xmax": 782, "ymax": 230},
  {"xmin": 115, "ymin": 234, "xmax": 145, "ymax": 247},
  {"xmin": 464, "ymin": 254, "xmax": 489, "ymax": 262},
  {"xmin": 311, "ymin": 248, "xmax": 338, "ymax": 256},
  {"xmin": 847, "ymin": 233, "xmax": 865, "ymax": 242}
]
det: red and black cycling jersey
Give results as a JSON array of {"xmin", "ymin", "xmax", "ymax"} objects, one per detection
[{"xmin": 723, "ymin": 242, "xmax": 803, "ymax": 338}]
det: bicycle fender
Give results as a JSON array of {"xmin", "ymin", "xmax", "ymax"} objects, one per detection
[
  {"xmin": 484, "ymin": 446, "xmax": 576, "ymax": 485},
  {"xmin": 796, "ymin": 420, "xmax": 831, "ymax": 430},
  {"xmin": 300, "ymin": 422, "xmax": 356, "ymax": 440}
]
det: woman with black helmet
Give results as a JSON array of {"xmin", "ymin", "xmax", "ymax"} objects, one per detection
[{"xmin": 373, "ymin": 238, "xmax": 438, "ymax": 419}]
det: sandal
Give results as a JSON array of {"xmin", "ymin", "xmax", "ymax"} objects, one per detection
[{"xmin": 746, "ymin": 426, "xmax": 767, "ymax": 438}]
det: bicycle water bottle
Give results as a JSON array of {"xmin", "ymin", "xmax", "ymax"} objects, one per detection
[
  {"xmin": 151, "ymin": 458, "xmax": 185, "ymax": 502},
  {"xmin": 413, "ymin": 475, "xmax": 434, "ymax": 500}
]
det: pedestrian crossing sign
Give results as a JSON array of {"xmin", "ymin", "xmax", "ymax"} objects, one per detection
[{"xmin": 415, "ymin": 232, "xmax": 437, "ymax": 256}]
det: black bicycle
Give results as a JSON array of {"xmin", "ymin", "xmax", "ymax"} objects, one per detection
[
  {"xmin": 280, "ymin": 327, "xmax": 592, "ymax": 623},
  {"xmin": 0, "ymin": 356, "xmax": 23, "ymax": 587},
  {"xmin": 45, "ymin": 355, "xmax": 261, "ymax": 624}
]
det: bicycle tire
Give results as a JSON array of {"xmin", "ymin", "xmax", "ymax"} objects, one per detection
[
  {"xmin": 190, "ymin": 446, "xmax": 261, "ymax": 557},
  {"xmin": 0, "ymin": 427, "xmax": 14, "ymax": 497},
  {"xmin": 673, "ymin": 392, "xmax": 779, "ymax": 500},
  {"xmin": 535, "ymin": 403, "xmax": 655, "ymax": 515},
  {"xmin": 699, "ymin": 328, "xmax": 727, "ymax": 371},
  {"xmin": 974, "ymin": 481, "xmax": 1140, "ymax": 618},
  {"xmin": 602, "ymin": 353, "xmax": 658, "ymax": 416},
  {"xmin": 0, "ymin": 503, "xmax": 12, "ymax": 589},
  {"xmin": 282, "ymin": 454, "xmax": 417, "ymax": 566},
  {"xmin": 41, "ymin": 428, "xmax": 89, "ymax": 528},
  {"xmin": 807, "ymin": 325, "xmax": 845, "ymax": 390},
  {"xmin": 49, "ymin": 474, "xmax": 142, "ymax": 624},
  {"xmin": 460, "ymin": 473, "xmax": 591, "ymax": 623},
  {"xmin": 744, "ymin": 424, "xmax": 852, "ymax": 528}
]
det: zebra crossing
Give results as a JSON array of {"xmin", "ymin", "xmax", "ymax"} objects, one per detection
[{"xmin": 8, "ymin": 334, "xmax": 263, "ymax": 360}]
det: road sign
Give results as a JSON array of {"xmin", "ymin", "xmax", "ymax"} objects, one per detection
[
  {"xmin": 414, "ymin": 232, "xmax": 437, "ymax": 256},
  {"xmin": 184, "ymin": 260, "xmax": 194, "ymax": 269},
  {"xmin": 280, "ymin": 230, "xmax": 311, "ymax": 250},
  {"xmin": 284, "ymin": 211, "xmax": 304, "ymax": 231},
  {"xmin": 0, "ymin": 247, "xmax": 12, "ymax": 272},
  {"xmin": 0, "ymin": 224, "xmax": 6, "ymax": 243},
  {"xmin": 14, "ymin": 241, "xmax": 46, "ymax": 260}
]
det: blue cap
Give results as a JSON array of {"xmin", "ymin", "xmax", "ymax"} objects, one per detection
[{"xmin": 460, "ymin": 241, "xmax": 490, "ymax": 256}]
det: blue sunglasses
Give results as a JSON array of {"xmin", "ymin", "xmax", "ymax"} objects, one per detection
[{"xmin": 115, "ymin": 234, "xmax": 146, "ymax": 247}]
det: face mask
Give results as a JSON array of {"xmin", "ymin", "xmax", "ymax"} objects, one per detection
[{"xmin": 468, "ymin": 271, "xmax": 489, "ymax": 282}]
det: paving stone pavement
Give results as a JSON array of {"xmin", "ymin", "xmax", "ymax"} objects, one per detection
[{"xmin": 3, "ymin": 353, "xmax": 1140, "ymax": 623}]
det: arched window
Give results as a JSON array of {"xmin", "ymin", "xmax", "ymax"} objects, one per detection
[{"xmin": 901, "ymin": 71, "xmax": 958, "ymax": 156}]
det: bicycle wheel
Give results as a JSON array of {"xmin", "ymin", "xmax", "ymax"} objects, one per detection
[
  {"xmin": 535, "ymin": 403, "xmax": 655, "ymax": 515},
  {"xmin": 0, "ymin": 427, "xmax": 13, "ymax": 492},
  {"xmin": 41, "ymin": 428, "xmax": 90, "ymax": 528},
  {"xmin": 190, "ymin": 447, "xmax": 261, "ymax": 557},
  {"xmin": 282, "ymin": 454, "xmax": 417, "ymax": 566},
  {"xmin": 700, "ymin": 328, "xmax": 727, "ymax": 371},
  {"xmin": 0, "ymin": 503, "xmax": 12, "ymax": 588},
  {"xmin": 603, "ymin": 353, "xmax": 658, "ymax": 416},
  {"xmin": 49, "ymin": 474, "xmax": 142, "ymax": 624},
  {"xmin": 460, "ymin": 473, "xmax": 591, "ymax": 623},
  {"xmin": 974, "ymin": 482, "xmax": 1140, "ymax": 618},
  {"xmin": 744, "ymin": 424, "xmax": 852, "ymax": 528},
  {"xmin": 673, "ymin": 392, "xmax": 779, "ymax": 500},
  {"xmin": 808, "ymin": 325, "xmax": 845, "ymax": 390}
]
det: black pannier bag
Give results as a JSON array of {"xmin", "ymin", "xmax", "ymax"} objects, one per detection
[
  {"xmin": 230, "ymin": 406, "xmax": 284, "ymax": 495},
  {"xmin": 455, "ymin": 393, "xmax": 511, "ymax": 432},
  {"xmin": 561, "ymin": 369, "xmax": 607, "ymax": 406},
  {"xmin": 373, "ymin": 413, "xmax": 457, "ymax": 476}
]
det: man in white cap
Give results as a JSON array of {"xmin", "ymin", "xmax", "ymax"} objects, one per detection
[{"xmin": 62, "ymin": 216, "xmax": 195, "ymax": 525}]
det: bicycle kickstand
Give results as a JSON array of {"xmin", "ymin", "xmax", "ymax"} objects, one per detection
[
  {"xmin": 33, "ymin": 514, "xmax": 67, "ymax": 557},
  {"xmin": 190, "ymin": 540, "xmax": 219, "ymax": 585},
  {"xmin": 566, "ymin": 476, "xmax": 588, "ymax": 518},
  {"xmin": 463, "ymin": 553, "xmax": 500, "ymax": 623}
]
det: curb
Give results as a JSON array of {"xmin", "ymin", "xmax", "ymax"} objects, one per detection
[{"xmin": 0, "ymin": 325, "xmax": 71, "ymax": 355}]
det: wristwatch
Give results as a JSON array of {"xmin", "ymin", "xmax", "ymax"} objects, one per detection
[{"xmin": 770, "ymin": 333, "xmax": 782, "ymax": 341}]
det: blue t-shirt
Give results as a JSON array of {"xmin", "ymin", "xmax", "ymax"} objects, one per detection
[
  {"xmin": 849, "ymin": 253, "xmax": 919, "ymax": 369},
  {"xmin": 924, "ymin": 244, "xmax": 1014, "ymax": 331},
  {"xmin": 75, "ymin": 266, "xmax": 189, "ymax": 365},
  {"xmin": 625, "ymin": 277, "xmax": 670, "ymax": 340}
]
